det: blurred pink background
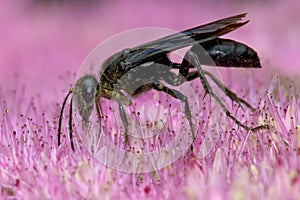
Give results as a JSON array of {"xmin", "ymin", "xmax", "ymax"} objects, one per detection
[{"xmin": 1, "ymin": 0, "xmax": 299, "ymax": 96}]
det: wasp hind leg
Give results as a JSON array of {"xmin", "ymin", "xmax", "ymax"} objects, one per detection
[
  {"xmin": 181, "ymin": 50, "xmax": 266, "ymax": 131},
  {"xmin": 162, "ymin": 49, "xmax": 256, "ymax": 112},
  {"xmin": 185, "ymin": 70, "xmax": 255, "ymax": 111}
]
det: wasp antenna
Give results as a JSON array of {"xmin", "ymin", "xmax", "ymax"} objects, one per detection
[
  {"xmin": 69, "ymin": 97, "xmax": 75, "ymax": 152},
  {"xmin": 58, "ymin": 89, "xmax": 73, "ymax": 148}
]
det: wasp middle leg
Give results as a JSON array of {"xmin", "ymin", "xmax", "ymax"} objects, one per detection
[
  {"xmin": 131, "ymin": 81, "xmax": 195, "ymax": 141},
  {"xmin": 152, "ymin": 82, "xmax": 194, "ymax": 136}
]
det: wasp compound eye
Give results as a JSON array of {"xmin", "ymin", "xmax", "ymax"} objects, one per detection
[
  {"xmin": 82, "ymin": 77, "xmax": 97, "ymax": 103},
  {"xmin": 74, "ymin": 75, "xmax": 98, "ymax": 122}
]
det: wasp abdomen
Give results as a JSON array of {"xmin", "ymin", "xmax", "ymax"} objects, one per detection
[{"xmin": 192, "ymin": 38, "xmax": 261, "ymax": 68}]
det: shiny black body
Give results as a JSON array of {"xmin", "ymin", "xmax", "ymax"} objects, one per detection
[{"xmin": 58, "ymin": 13, "xmax": 266, "ymax": 151}]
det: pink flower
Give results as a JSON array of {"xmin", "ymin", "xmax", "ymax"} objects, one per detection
[{"xmin": 1, "ymin": 0, "xmax": 299, "ymax": 199}]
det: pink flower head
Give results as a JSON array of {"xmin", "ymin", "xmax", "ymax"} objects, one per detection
[{"xmin": 1, "ymin": 0, "xmax": 300, "ymax": 199}]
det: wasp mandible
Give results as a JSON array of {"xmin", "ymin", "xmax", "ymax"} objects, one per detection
[{"xmin": 58, "ymin": 13, "xmax": 266, "ymax": 151}]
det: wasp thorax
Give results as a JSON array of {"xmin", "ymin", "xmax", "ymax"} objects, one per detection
[{"xmin": 74, "ymin": 75, "xmax": 98, "ymax": 122}]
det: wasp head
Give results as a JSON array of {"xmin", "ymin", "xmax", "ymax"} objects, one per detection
[{"xmin": 73, "ymin": 75, "xmax": 98, "ymax": 122}]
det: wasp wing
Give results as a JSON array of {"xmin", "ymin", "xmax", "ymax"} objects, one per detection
[{"xmin": 125, "ymin": 13, "xmax": 249, "ymax": 67}]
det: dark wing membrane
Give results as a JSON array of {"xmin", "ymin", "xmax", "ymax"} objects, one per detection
[{"xmin": 125, "ymin": 13, "xmax": 249, "ymax": 67}]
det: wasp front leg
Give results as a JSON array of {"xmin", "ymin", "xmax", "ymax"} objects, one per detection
[
  {"xmin": 95, "ymin": 91, "xmax": 131, "ymax": 146},
  {"xmin": 111, "ymin": 90, "xmax": 132, "ymax": 145},
  {"xmin": 118, "ymin": 103, "xmax": 130, "ymax": 144}
]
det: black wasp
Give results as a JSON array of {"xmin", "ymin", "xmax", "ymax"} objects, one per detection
[{"xmin": 58, "ymin": 13, "xmax": 266, "ymax": 151}]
